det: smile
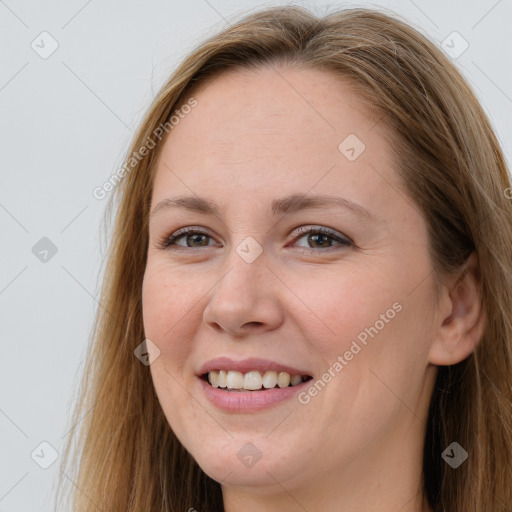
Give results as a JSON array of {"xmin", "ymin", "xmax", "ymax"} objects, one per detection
[
  {"xmin": 204, "ymin": 370, "xmax": 312, "ymax": 391},
  {"xmin": 197, "ymin": 357, "xmax": 314, "ymax": 412}
]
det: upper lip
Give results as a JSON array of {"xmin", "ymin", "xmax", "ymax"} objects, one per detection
[{"xmin": 197, "ymin": 357, "xmax": 312, "ymax": 377}]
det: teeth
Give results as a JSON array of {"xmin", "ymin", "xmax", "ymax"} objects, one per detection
[
  {"xmin": 218, "ymin": 370, "xmax": 227, "ymax": 388},
  {"xmin": 208, "ymin": 371, "xmax": 218, "ymax": 387},
  {"xmin": 277, "ymin": 372, "xmax": 290, "ymax": 388},
  {"xmin": 244, "ymin": 371, "xmax": 263, "ymax": 390},
  {"xmin": 226, "ymin": 371, "xmax": 243, "ymax": 389},
  {"xmin": 206, "ymin": 370, "xmax": 306, "ymax": 391},
  {"xmin": 262, "ymin": 370, "xmax": 277, "ymax": 388},
  {"xmin": 290, "ymin": 374, "xmax": 302, "ymax": 386}
]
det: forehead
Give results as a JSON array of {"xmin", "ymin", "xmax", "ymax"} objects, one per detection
[{"xmin": 151, "ymin": 65, "xmax": 403, "ymax": 219}]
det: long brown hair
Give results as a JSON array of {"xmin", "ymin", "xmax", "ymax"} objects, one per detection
[{"xmin": 55, "ymin": 5, "xmax": 512, "ymax": 511}]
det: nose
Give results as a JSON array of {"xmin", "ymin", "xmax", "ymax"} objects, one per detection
[{"xmin": 202, "ymin": 249, "xmax": 284, "ymax": 338}]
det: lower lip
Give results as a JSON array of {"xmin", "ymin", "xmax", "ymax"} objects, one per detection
[{"xmin": 198, "ymin": 377, "xmax": 308, "ymax": 412}]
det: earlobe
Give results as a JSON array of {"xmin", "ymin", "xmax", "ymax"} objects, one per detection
[{"xmin": 428, "ymin": 252, "xmax": 486, "ymax": 366}]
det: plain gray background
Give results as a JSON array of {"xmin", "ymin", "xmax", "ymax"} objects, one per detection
[{"xmin": 1, "ymin": 0, "xmax": 511, "ymax": 510}]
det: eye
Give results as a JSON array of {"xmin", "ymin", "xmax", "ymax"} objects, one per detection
[
  {"xmin": 155, "ymin": 225, "xmax": 354, "ymax": 252},
  {"xmin": 156, "ymin": 226, "xmax": 218, "ymax": 250},
  {"xmin": 290, "ymin": 225, "xmax": 354, "ymax": 252}
]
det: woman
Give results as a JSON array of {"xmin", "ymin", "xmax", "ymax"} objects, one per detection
[{"xmin": 56, "ymin": 5, "xmax": 512, "ymax": 511}]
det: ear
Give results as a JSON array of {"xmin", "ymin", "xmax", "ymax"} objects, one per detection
[{"xmin": 428, "ymin": 252, "xmax": 486, "ymax": 366}]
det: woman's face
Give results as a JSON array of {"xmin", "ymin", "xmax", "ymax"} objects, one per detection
[{"xmin": 142, "ymin": 65, "xmax": 440, "ymax": 499}]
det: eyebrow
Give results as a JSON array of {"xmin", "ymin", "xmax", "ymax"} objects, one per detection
[{"xmin": 150, "ymin": 194, "xmax": 381, "ymax": 222}]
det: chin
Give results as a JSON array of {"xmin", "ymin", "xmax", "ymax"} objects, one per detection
[
  {"xmin": 197, "ymin": 455, "xmax": 291, "ymax": 489},
  {"xmin": 186, "ymin": 435, "xmax": 307, "ymax": 490}
]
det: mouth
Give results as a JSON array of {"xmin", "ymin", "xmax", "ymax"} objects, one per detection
[
  {"xmin": 201, "ymin": 370, "xmax": 313, "ymax": 392},
  {"xmin": 196, "ymin": 357, "xmax": 314, "ymax": 411}
]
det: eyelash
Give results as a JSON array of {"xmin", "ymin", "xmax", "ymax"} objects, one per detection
[{"xmin": 156, "ymin": 225, "xmax": 354, "ymax": 253}]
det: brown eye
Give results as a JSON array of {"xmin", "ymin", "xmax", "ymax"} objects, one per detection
[
  {"xmin": 292, "ymin": 226, "xmax": 353, "ymax": 251},
  {"xmin": 305, "ymin": 233, "xmax": 332, "ymax": 248},
  {"xmin": 158, "ymin": 228, "xmax": 217, "ymax": 250},
  {"xmin": 157, "ymin": 225, "xmax": 353, "ymax": 253},
  {"xmin": 182, "ymin": 233, "xmax": 210, "ymax": 247}
]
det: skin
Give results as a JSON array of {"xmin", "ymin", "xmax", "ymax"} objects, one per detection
[{"xmin": 142, "ymin": 64, "xmax": 485, "ymax": 512}]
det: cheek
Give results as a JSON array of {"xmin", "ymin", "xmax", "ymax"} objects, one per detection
[
  {"xmin": 289, "ymin": 264, "xmax": 432, "ymax": 406},
  {"xmin": 142, "ymin": 265, "xmax": 170, "ymax": 341},
  {"xmin": 286, "ymin": 264, "xmax": 400, "ymax": 357},
  {"xmin": 142, "ymin": 262, "xmax": 201, "ymax": 363},
  {"xmin": 142, "ymin": 264, "xmax": 207, "ymax": 444}
]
